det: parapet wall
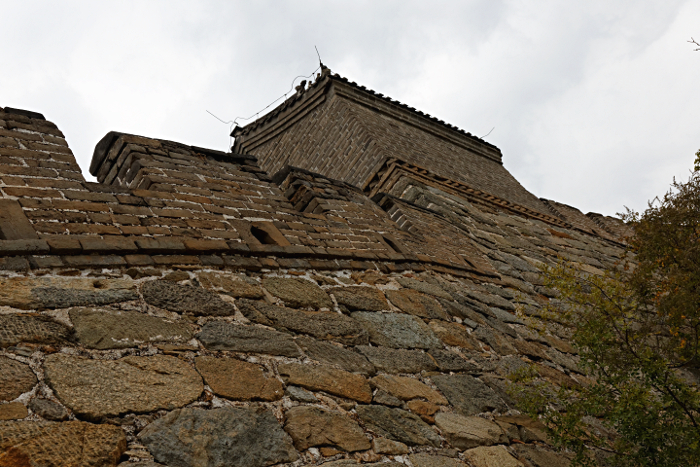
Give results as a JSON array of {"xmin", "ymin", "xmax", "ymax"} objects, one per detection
[{"xmin": 0, "ymin": 105, "xmax": 629, "ymax": 467}]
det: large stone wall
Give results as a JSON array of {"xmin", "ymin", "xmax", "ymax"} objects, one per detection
[{"xmin": 0, "ymin": 104, "xmax": 629, "ymax": 466}]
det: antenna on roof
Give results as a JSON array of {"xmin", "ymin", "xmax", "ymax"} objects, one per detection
[
  {"xmin": 480, "ymin": 127, "xmax": 495, "ymax": 139},
  {"xmin": 314, "ymin": 46, "xmax": 323, "ymax": 68}
]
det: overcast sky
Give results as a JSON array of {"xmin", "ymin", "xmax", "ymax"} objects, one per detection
[{"xmin": 3, "ymin": 1, "xmax": 699, "ymax": 217}]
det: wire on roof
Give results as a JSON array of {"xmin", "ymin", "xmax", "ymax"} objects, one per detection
[{"xmin": 206, "ymin": 63, "xmax": 322, "ymax": 150}]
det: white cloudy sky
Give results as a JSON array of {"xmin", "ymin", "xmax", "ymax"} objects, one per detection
[{"xmin": 2, "ymin": 1, "xmax": 699, "ymax": 217}]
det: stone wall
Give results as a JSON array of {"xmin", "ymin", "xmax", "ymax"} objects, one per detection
[{"xmin": 0, "ymin": 104, "xmax": 629, "ymax": 467}]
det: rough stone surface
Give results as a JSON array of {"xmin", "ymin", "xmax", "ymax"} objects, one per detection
[
  {"xmin": 28, "ymin": 398, "xmax": 69, "ymax": 421},
  {"xmin": 356, "ymin": 405, "xmax": 441, "ymax": 447},
  {"xmin": 429, "ymin": 349, "xmax": 479, "ymax": 372},
  {"xmin": 262, "ymin": 276, "xmax": 332, "ymax": 309},
  {"xmin": 295, "ymin": 336, "xmax": 375, "ymax": 375},
  {"xmin": 385, "ymin": 289, "xmax": 449, "ymax": 320},
  {"xmin": 463, "ymin": 446, "xmax": 524, "ymax": 467},
  {"xmin": 70, "ymin": 307, "xmax": 193, "ymax": 349},
  {"xmin": 0, "ymin": 277, "xmax": 137, "ymax": 310},
  {"xmin": 198, "ymin": 272, "xmax": 264, "ymax": 298},
  {"xmin": 429, "ymin": 320, "xmax": 480, "ymax": 350},
  {"xmin": 0, "ymin": 313, "xmax": 71, "ymax": 348},
  {"xmin": 434, "ymin": 412, "xmax": 508, "ymax": 449},
  {"xmin": 44, "ymin": 354, "xmax": 203, "ymax": 421},
  {"xmin": 241, "ymin": 301, "xmax": 368, "ymax": 345},
  {"xmin": 285, "ymin": 386, "xmax": 318, "ymax": 403},
  {"xmin": 142, "ymin": 280, "xmax": 236, "ymax": 316},
  {"xmin": 372, "ymin": 437, "xmax": 409, "ymax": 455},
  {"xmin": 196, "ymin": 321, "xmax": 301, "ymax": 357},
  {"xmin": 0, "ymin": 356, "xmax": 37, "ymax": 401},
  {"xmin": 408, "ymin": 453, "xmax": 467, "ymax": 467},
  {"xmin": 139, "ymin": 406, "xmax": 298, "ymax": 467},
  {"xmin": 328, "ymin": 286, "xmax": 388, "ymax": 311},
  {"xmin": 0, "ymin": 420, "xmax": 127, "ymax": 467},
  {"xmin": 195, "ymin": 356, "xmax": 283, "ymax": 401},
  {"xmin": 352, "ymin": 312, "xmax": 441, "ymax": 349},
  {"xmin": 370, "ymin": 375, "xmax": 447, "ymax": 405},
  {"xmin": 513, "ymin": 445, "xmax": 572, "ymax": 467},
  {"xmin": 431, "ymin": 374, "xmax": 506, "ymax": 415},
  {"xmin": 278, "ymin": 363, "xmax": 372, "ymax": 403},
  {"xmin": 406, "ymin": 400, "xmax": 440, "ymax": 423},
  {"xmin": 474, "ymin": 326, "xmax": 517, "ymax": 355},
  {"xmin": 283, "ymin": 406, "xmax": 370, "ymax": 452},
  {"xmin": 396, "ymin": 277, "xmax": 453, "ymax": 300},
  {"xmin": 356, "ymin": 346, "xmax": 437, "ymax": 373},
  {"xmin": 0, "ymin": 402, "xmax": 28, "ymax": 420}
]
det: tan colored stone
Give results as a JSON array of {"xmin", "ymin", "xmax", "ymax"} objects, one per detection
[
  {"xmin": 429, "ymin": 320, "xmax": 480, "ymax": 350},
  {"xmin": 463, "ymin": 446, "xmax": 524, "ymax": 467},
  {"xmin": 284, "ymin": 406, "xmax": 371, "ymax": 452},
  {"xmin": 44, "ymin": 354, "xmax": 203, "ymax": 421},
  {"xmin": 0, "ymin": 402, "xmax": 28, "ymax": 420},
  {"xmin": 386, "ymin": 289, "xmax": 449, "ymax": 320},
  {"xmin": 198, "ymin": 272, "xmax": 264, "ymax": 299},
  {"xmin": 372, "ymin": 437, "xmax": 409, "ymax": 455},
  {"xmin": 278, "ymin": 363, "xmax": 372, "ymax": 403},
  {"xmin": 0, "ymin": 420, "xmax": 126, "ymax": 466},
  {"xmin": 370, "ymin": 375, "xmax": 447, "ymax": 405},
  {"xmin": 435, "ymin": 412, "xmax": 508, "ymax": 450},
  {"xmin": 262, "ymin": 276, "xmax": 332, "ymax": 309},
  {"xmin": 407, "ymin": 400, "xmax": 440, "ymax": 423},
  {"xmin": 195, "ymin": 356, "xmax": 283, "ymax": 401},
  {"xmin": 0, "ymin": 356, "xmax": 37, "ymax": 401}
]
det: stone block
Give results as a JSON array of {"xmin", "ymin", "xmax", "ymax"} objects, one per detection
[
  {"xmin": 295, "ymin": 336, "xmax": 375, "ymax": 375},
  {"xmin": 328, "ymin": 286, "xmax": 389, "ymax": 311},
  {"xmin": 239, "ymin": 300, "xmax": 369, "ymax": 346},
  {"xmin": 356, "ymin": 405, "xmax": 441, "ymax": 447},
  {"xmin": 139, "ymin": 407, "xmax": 298, "ymax": 467},
  {"xmin": 283, "ymin": 406, "xmax": 370, "ymax": 452},
  {"xmin": 370, "ymin": 374, "xmax": 447, "ymax": 405},
  {"xmin": 0, "ymin": 420, "xmax": 126, "ymax": 466},
  {"xmin": 278, "ymin": 363, "xmax": 372, "ymax": 403},
  {"xmin": 356, "ymin": 346, "xmax": 437, "ymax": 373},
  {"xmin": 69, "ymin": 307, "xmax": 193, "ymax": 349},
  {"xmin": 142, "ymin": 280, "xmax": 236, "ymax": 316},
  {"xmin": 262, "ymin": 276, "xmax": 332, "ymax": 309},
  {"xmin": 0, "ymin": 313, "xmax": 71, "ymax": 348},
  {"xmin": 196, "ymin": 321, "xmax": 301, "ymax": 357},
  {"xmin": 0, "ymin": 356, "xmax": 37, "ymax": 401},
  {"xmin": 431, "ymin": 374, "xmax": 507, "ymax": 415},
  {"xmin": 44, "ymin": 354, "xmax": 203, "ymax": 421},
  {"xmin": 195, "ymin": 356, "xmax": 283, "ymax": 401},
  {"xmin": 463, "ymin": 446, "xmax": 524, "ymax": 467},
  {"xmin": 352, "ymin": 312, "xmax": 442, "ymax": 349},
  {"xmin": 434, "ymin": 412, "xmax": 508, "ymax": 450}
]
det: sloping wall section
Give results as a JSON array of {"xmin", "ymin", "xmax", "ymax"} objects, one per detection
[{"xmin": 0, "ymin": 99, "xmax": 629, "ymax": 467}]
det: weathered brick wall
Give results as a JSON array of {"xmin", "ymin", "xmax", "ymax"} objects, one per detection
[
  {"xmin": 0, "ymin": 104, "xmax": 629, "ymax": 467},
  {"xmin": 233, "ymin": 73, "xmax": 551, "ymax": 218}
]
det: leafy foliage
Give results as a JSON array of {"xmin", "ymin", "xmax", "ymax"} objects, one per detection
[{"xmin": 510, "ymin": 168, "xmax": 700, "ymax": 466}]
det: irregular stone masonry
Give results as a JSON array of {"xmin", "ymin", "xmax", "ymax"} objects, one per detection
[{"xmin": 0, "ymin": 94, "xmax": 627, "ymax": 466}]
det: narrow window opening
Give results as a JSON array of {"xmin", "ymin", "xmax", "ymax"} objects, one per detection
[
  {"xmin": 383, "ymin": 235, "xmax": 401, "ymax": 253},
  {"xmin": 251, "ymin": 225, "xmax": 279, "ymax": 245}
]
